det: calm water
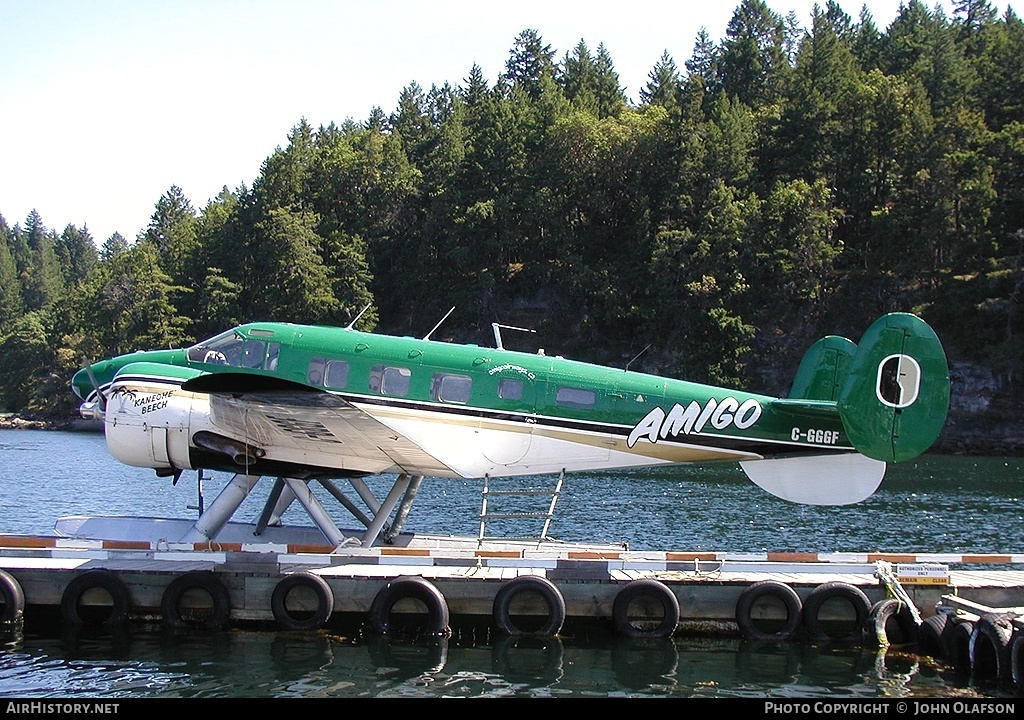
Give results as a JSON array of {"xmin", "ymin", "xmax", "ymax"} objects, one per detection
[{"xmin": 0, "ymin": 428, "xmax": 1022, "ymax": 699}]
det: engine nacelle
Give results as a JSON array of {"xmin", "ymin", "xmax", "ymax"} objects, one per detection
[{"xmin": 103, "ymin": 381, "xmax": 210, "ymax": 471}]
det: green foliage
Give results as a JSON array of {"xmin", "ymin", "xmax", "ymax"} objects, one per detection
[
  {"xmin": 0, "ymin": 312, "xmax": 56, "ymax": 413},
  {"xmin": 80, "ymin": 241, "xmax": 192, "ymax": 356},
  {"xmin": 2, "ymin": 2, "xmax": 1023, "ymax": 417},
  {"xmin": 0, "ymin": 217, "xmax": 24, "ymax": 325},
  {"xmin": 20, "ymin": 211, "xmax": 63, "ymax": 312}
]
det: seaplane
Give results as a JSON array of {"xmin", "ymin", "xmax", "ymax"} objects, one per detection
[{"xmin": 67, "ymin": 309, "xmax": 950, "ymax": 549}]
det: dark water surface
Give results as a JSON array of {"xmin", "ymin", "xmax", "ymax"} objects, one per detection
[{"xmin": 0, "ymin": 429, "xmax": 1021, "ymax": 699}]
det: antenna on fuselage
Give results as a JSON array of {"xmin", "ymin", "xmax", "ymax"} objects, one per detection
[
  {"xmin": 345, "ymin": 303, "xmax": 372, "ymax": 330},
  {"xmin": 625, "ymin": 344, "xmax": 651, "ymax": 372},
  {"xmin": 423, "ymin": 306, "xmax": 455, "ymax": 341},
  {"xmin": 492, "ymin": 323, "xmax": 536, "ymax": 350}
]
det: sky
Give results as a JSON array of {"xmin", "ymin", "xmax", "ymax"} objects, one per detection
[{"xmin": 0, "ymin": 0, "xmax": 968, "ymax": 244}]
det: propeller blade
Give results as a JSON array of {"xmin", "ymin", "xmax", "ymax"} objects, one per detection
[{"xmin": 82, "ymin": 356, "xmax": 107, "ymax": 410}]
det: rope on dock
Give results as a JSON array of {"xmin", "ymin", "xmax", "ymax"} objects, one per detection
[{"xmin": 874, "ymin": 560, "xmax": 922, "ymax": 625}]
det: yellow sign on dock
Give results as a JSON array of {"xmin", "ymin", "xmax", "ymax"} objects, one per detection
[{"xmin": 896, "ymin": 563, "xmax": 950, "ymax": 585}]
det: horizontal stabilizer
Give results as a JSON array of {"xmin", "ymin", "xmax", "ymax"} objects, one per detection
[{"xmin": 739, "ymin": 453, "xmax": 886, "ymax": 505}]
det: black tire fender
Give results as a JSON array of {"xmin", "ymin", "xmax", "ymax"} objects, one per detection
[
  {"xmin": 60, "ymin": 569, "xmax": 131, "ymax": 626},
  {"xmin": 369, "ymin": 576, "xmax": 450, "ymax": 637},
  {"xmin": 160, "ymin": 570, "xmax": 231, "ymax": 630},
  {"xmin": 271, "ymin": 572, "xmax": 334, "ymax": 631},
  {"xmin": 917, "ymin": 612, "xmax": 952, "ymax": 660},
  {"xmin": 970, "ymin": 612, "xmax": 1015, "ymax": 682},
  {"xmin": 1010, "ymin": 629, "xmax": 1024, "ymax": 689},
  {"xmin": 492, "ymin": 575, "xmax": 566, "ymax": 637},
  {"xmin": 865, "ymin": 598, "xmax": 919, "ymax": 647},
  {"xmin": 947, "ymin": 618, "xmax": 975, "ymax": 673},
  {"xmin": 800, "ymin": 581, "xmax": 871, "ymax": 642},
  {"xmin": 0, "ymin": 569, "xmax": 24, "ymax": 626},
  {"xmin": 734, "ymin": 580, "xmax": 802, "ymax": 641},
  {"xmin": 611, "ymin": 579, "xmax": 680, "ymax": 638}
]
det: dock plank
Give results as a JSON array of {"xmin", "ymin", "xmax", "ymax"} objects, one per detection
[{"xmin": 1, "ymin": 541, "xmax": 1022, "ymax": 633}]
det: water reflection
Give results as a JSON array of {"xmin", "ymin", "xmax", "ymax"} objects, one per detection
[
  {"xmin": 0, "ymin": 622, "xmax": 1018, "ymax": 698},
  {"xmin": 491, "ymin": 635, "xmax": 564, "ymax": 685}
]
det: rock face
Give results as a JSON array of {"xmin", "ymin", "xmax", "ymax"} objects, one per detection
[
  {"xmin": 933, "ymin": 362, "xmax": 1024, "ymax": 456},
  {"xmin": 949, "ymin": 362, "xmax": 999, "ymax": 414}
]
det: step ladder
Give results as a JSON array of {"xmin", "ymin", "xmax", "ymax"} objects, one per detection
[{"xmin": 478, "ymin": 469, "xmax": 564, "ymax": 546}]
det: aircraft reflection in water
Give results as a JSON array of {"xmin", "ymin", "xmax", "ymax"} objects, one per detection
[{"xmin": 70, "ymin": 311, "xmax": 949, "ymax": 549}]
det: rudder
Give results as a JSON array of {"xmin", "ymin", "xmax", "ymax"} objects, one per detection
[{"xmin": 836, "ymin": 313, "xmax": 949, "ymax": 463}]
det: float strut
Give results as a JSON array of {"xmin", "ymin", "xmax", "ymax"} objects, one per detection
[
  {"xmin": 384, "ymin": 475, "xmax": 423, "ymax": 542},
  {"xmin": 254, "ymin": 478, "xmax": 284, "ymax": 535},
  {"xmin": 360, "ymin": 474, "xmax": 411, "ymax": 547},
  {"xmin": 180, "ymin": 473, "xmax": 261, "ymax": 543},
  {"xmin": 316, "ymin": 477, "xmax": 374, "ymax": 529},
  {"xmin": 282, "ymin": 477, "xmax": 347, "ymax": 547}
]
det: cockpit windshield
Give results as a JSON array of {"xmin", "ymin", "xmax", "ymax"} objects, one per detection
[{"xmin": 187, "ymin": 331, "xmax": 279, "ymax": 371}]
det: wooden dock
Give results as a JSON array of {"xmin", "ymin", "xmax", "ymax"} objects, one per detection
[{"xmin": 1, "ymin": 530, "xmax": 1022, "ymax": 650}]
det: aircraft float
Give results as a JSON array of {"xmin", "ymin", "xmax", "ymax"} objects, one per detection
[{"xmin": 69, "ymin": 310, "xmax": 950, "ymax": 549}]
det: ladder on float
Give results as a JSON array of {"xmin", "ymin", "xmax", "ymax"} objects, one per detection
[{"xmin": 478, "ymin": 469, "xmax": 564, "ymax": 546}]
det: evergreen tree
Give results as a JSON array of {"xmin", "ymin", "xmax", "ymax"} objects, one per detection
[
  {"xmin": 882, "ymin": 0, "xmax": 973, "ymax": 116},
  {"xmin": 21, "ymin": 210, "xmax": 63, "ymax": 311},
  {"xmin": 0, "ymin": 216, "xmax": 24, "ymax": 324},
  {"xmin": 503, "ymin": 29, "xmax": 557, "ymax": 102},
  {"xmin": 973, "ymin": 8, "xmax": 1024, "ymax": 130},
  {"xmin": 560, "ymin": 40, "xmax": 599, "ymax": 114},
  {"xmin": 0, "ymin": 311, "xmax": 53, "ymax": 412},
  {"xmin": 389, "ymin": 82, "xmax": 434, "ymax": 164},
  {"xmin": 685, "ymin": 28, "xmax": 718, "ymax": 85},
  {"xmin": 254, "ymin": 206, "xmax": 340, "ymax": 324},
  {"xmin": 193, "ymin": 267, "xmax": 242, "ymax": 339},
  {"xmin": 55, "ymin": 224, "xmax": 99, "ymax": 287},
  {"xmin": 592, "ymin": 43, "xmax": 627, "ymax": 118},
  {"xmin": 716, "ymin": 0, "xmax": 790, "ymax": 108},
  {"xmin": 190, "ymin": 186, "xmax": 244, "ymax": 337},
  {"xmin": 99, "ymin": 232, "xmax": 129, "ymax": 262},
  {"xmin": 89, "ymin": 240, "xmax": 192, "ymax": 355},
  {"xmin": 754, "ymin": 178, "xmax": 843, "ymax": 311},
  {"xmin": 143, "ymin": 186, "xmax": 198, "ymax": 281},
  {"xmin": 641, "ymin": 51, "xmax": 681, "ymax": 109},
  {"xmin": 771, "ymin": 6, "xmax": 860, "ymax": 183},
  {"xmin": 851, "ymin": 6, "xmax": 884, "ymax": 70},
  {"xmin": 647, "ymin": 180, "xmax": 756, "ymax": 387}
]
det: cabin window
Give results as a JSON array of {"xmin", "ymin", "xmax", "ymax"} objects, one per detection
[
  {"xmin": 370, "ymin": 365, "xmax": 411, "ymax": 396},
  {"xmin": 187, "ymin": 330, "xmax": 245, "ymax": 365},
  {"xmin": 431, "ymin": 373, "xmax": 471, "ymax": 403},
  {"xmin": 325, "ymin": 360, "xmax": 349, "ymax": 388},
  {"xmin": 555, "ymin": 386, "xmax": 595, "ymax": 410},
  {"xmin": 187, "ymin": 331, "xmax": 280, "ymax": 370},
  {"xmin": 307, "ymin": 358, "xmax": 327, "ymax": 385},
  {"xmin": 498, "ymin": 379, "xmax": 523, "ymax": 400},
  {"xmin": 240, "ymin": 339, "xmax": 265, "ymax": 369},
  {"xmin": 265, "ymin": 343, "xmax": 280, "ymax": 371}
]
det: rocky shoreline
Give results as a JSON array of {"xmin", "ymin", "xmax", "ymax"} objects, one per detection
[{"xmin": 0, "ymin": 414, "xmax": 100, "ymax": 432}]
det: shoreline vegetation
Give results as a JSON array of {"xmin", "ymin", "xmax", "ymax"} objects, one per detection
[
  {"xmin": 3, "ymin": 412, "xmax": 1019, "ymax": 457},
  {"xmin": 2, "ymin": 6, "xmax": 1022, "ymax": 447}
]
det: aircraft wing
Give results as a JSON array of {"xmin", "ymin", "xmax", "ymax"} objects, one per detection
[{"xmin": 204, "ymin": 388, "xmax": 458, "ymax": 478}]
